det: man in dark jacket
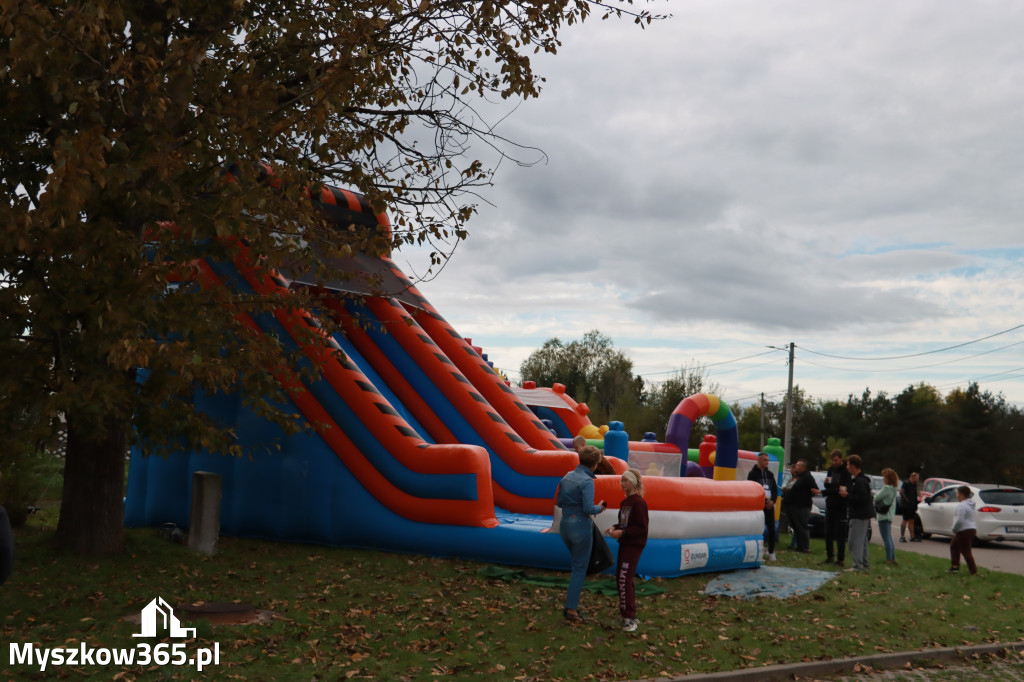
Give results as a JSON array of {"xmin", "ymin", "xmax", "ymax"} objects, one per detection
[
  {"xmin": 748, "ymin": 452, "xmax": 779, "ymax": 561},
  {"xmin": 842, "ymin": 454, "xmax": 874, "ymax": 572},
  {"xmin": 785, "ymin": 459, "xmax": 820, "ymax": 553},
  {"xmin": 821, "ymin": 449, "xmax": 852, "ymax": 567}
]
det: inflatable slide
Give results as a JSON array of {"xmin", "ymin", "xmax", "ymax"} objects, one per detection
[{"xmin": 124, "ymin": 186, "xmax": 766, "ymax": 577}]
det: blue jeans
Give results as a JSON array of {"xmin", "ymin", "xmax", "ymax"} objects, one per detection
[
  {"xmin": 559, "ymin": 512, "xmax": 593, "ymax": 610},
  {"xmin": 878, "ymin": 519, "xmax": 895, "ymax": 561}
]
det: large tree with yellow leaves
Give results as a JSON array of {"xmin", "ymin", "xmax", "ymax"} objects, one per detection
[{"xmin": 0, "ymin": 1, "xmax": 655, "ymax": 553}]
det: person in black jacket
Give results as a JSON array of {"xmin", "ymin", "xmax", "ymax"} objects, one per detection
[
  {"xmin": 841, "ymin": 454, "xmax": 874, "ymax": 572},
  {"xmin": 899, "ymin": 472, "xmax": 921, "ymax": 542},
  {"xmin": 821, "ymin": 449, "xmax": 852, "ymax": 567},
  {"xmin": 747, "ymin": 452, "xmax": 779, "ymax": 561},
  {"xmin": 785, "ymin": 460, "xmax": 820, "ymax": 553}
]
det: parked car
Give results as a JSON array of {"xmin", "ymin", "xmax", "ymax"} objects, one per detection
[
  {"xmin": 917, "ymin": 484, "xmax": 1024, "ymax": 542},
  {"xmin": 780, "ymin": 470, "xmax": 827, "ymax": 538},
  {"xmin": 919, "ymin": 477, "xmax": 967, "ymax": 503}
]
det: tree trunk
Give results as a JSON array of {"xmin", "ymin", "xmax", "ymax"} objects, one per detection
[{"xmin": 54, "ymin": 413, "xmax": 128, "ymax": 554}]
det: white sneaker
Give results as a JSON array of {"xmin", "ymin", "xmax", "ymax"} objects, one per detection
[
  {"xmin": 622, "ymin": 618, "xmax": 638, "ymax": 633},
  {"xmin": 767, "ymin": 553, "xmax": 777, "ymax": 561}
]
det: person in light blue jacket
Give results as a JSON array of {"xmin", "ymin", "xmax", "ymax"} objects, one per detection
[
  {"xmin": 875, "ymin": 468, "xmax": 899, "ymax": 565},
  {"xmin": 556, "ymin": 445, "xmax": 606, "ymax": 623}
]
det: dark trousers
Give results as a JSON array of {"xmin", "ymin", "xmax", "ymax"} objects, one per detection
[
  {"xmin": 790, "ymin": 506, "xmax": 811, "ymax": 551},
  {"xmin": 950, "ymin": 529, "xmax": 978, "ymax": 574},
  {"xmin": 762, "ymin": 507, "xmax": 777, "ymax": 554},
  {"xmin": 616, "ymin": 544, "xmax": 644, "ymax": 620},
  {"xmin": 824, "ymin": 508, "xmax": 848, "ymax": 562}
]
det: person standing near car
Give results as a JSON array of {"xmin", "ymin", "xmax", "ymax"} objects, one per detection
[
  {"xmin": 821, "ymin": 449, "xmax": 851, "ymax": 567},
  {"xmin": 748, "ymin": 452, "xmax": 779, "ymax": 561},
  {"xmin": 786, "ymin": 460, "xmax": 820, "ymax": 554},
  {"xmin": 899, "ymin": 472, "xmax": 921, "ymax": 543},
  {"xmin": 841, "ymin": 454, "xmax": 873, "ymax": 572},
  {"xmin": 948, "ymin": 485, "xmax": 978, "ymax": 575}
]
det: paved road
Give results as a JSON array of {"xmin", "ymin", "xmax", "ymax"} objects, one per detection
[{"xmin": 867, "ymin": 519, "xmax": 1024, "ymax": 575}]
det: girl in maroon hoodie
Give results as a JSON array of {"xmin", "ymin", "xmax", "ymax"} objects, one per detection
[{"xmin": 606, "ymin": 469, "xmax": 649, "ymax": 632}]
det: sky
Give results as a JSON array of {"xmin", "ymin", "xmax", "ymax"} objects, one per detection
[{"xmin": 396, "ymin": 0, "xmax": 1024, "ymax": 411}]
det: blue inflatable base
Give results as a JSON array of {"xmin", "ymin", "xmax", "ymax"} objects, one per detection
[{"xmin": 125, "ymin": 382, "xmax": 762, "ymax": 579}]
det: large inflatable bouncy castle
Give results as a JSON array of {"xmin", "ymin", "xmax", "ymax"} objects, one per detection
[{"xmin": 125, "ymin": 186, "xmax": 767, "ymax": 577}]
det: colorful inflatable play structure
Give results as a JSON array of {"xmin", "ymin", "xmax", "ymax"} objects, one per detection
[{"xmin": 125, "ymin": 186, "xmax": 775, "ymax": 577}]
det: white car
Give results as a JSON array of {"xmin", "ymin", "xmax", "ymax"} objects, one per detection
[{"xmin": 917, "ymin": 484, "xmax": 1024, "ymax": 542}]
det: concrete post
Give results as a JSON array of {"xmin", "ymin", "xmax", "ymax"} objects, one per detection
[{"xmin": 188, "ymin": 471, "xmax": 222, "ymax": 556}]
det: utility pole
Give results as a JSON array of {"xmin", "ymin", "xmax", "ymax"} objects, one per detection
[
  {"xmin": 784, "ymin": 342, "xmax": 794, "ymax": 469},
  {"xmin": 759, "ymin": 392, "xmax": 765, "ymax": 452}
]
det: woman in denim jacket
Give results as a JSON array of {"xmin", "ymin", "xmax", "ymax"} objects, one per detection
[{"xmin": 556, "ymin": 445, "xmax": 607, "ymax": 622}]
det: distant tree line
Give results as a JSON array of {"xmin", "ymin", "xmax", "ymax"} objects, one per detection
[{"xmin": 520, "ymin": 332, "xmax": 1024, "ymax": 486}]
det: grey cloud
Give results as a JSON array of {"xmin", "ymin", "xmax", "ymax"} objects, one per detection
[{"xmin": 410, "ymin": 1, "xmax": 1024, "ymax": 404}]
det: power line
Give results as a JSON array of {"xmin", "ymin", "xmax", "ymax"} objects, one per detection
[
  {"xmin": 932, "ymin": 367, "xmax": 1024, "ymax": 391},
  {"xmin": 640, "ymin": 349, "xmax": 779, "ymax": 378},
  {"xmin": 798, "ymin": 323, "xmax": 1024, "ymax": 361},
  {"xmin": 793, "ymin": 339, "xmax": 1024, "ymax": 374},
  {"xmin": 724, "ymin": 390, "xmax": 787, "ymax": 405},
  {"xmin": 707, "ymin": 357, "xmax": 786, "ymax": 378}
]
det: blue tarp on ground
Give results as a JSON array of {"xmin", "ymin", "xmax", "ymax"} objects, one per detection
[{"xmin": 703, "ymin": 566, "xmax": 837, "ymax": 599}]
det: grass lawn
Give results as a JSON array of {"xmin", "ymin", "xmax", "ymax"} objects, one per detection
[{"xmin": 3, "ymin": 504, "xmax": 1024, "ymax": 681}]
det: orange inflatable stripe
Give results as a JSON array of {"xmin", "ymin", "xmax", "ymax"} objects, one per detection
[
  {"xmin": 323, "ymin": 297, "xmax": 459, "ymax": 444},
  {"xmin": 607, "ymin": 457, "xmax": 629, "ymax": 474},
  {"xmin": 375, "ymin": 261, "xmax": 574, "ymax": 451},
  {"xmin": 337, "ymin": 187, "xmax": 363, "ymax": 212},
  {"xmin": 363, "ymin": 296, "xmax": 580, "ymax": 478},
  {"xmin": 322, "ymin": 296, "xmax": 563, "ymax": 517},
  {"xmin": 492, "ymin": 486, "xmax": 559, "ymax": 516},
  {"xmin": 235, "ymin": 262, "xmax": 492, "ymax": 484},
  {"xmin": 409, "ymin": 304, "xmax": 567, "ymax": 452},
  {"xmin": 595, "ymin": 476, "xmax": 765, "ymax": 513}
]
